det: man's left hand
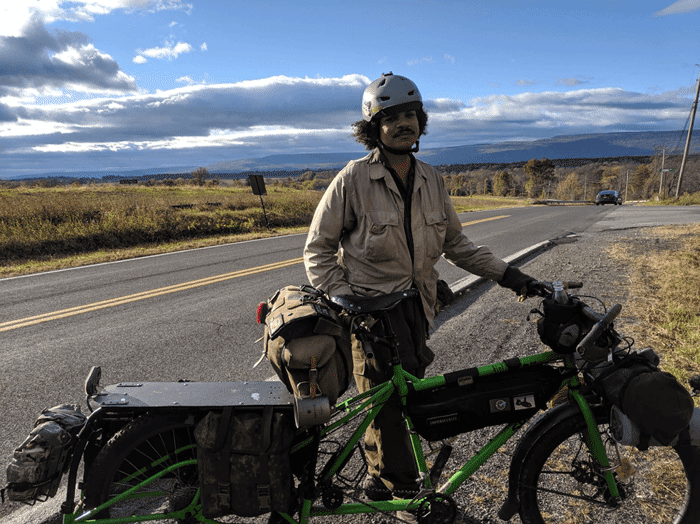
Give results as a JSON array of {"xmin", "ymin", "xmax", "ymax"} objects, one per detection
[{"xmin": 498, "ymin": 266, "xmax": 536, "ymax": 299}]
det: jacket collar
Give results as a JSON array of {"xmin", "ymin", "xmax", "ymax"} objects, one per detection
[{"xmin": 368, "ymin": 148, "xmax": 426, "ymax": 191}]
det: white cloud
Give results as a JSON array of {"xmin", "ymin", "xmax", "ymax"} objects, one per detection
[
  {"xmin": 3, "ymin": 74, "xmax": 369, "ymax": 143},
  {"xmin": 2, "ymin": 74, "xmax": 695, "ymax": 176},
  {"xmin": 407, "ymin": 57, "xmax": 433, "ymax": 66},
  {"xmin": 133, "ymin": 55, "xmax": 148, "ymax": 64},
  {"xmin": 0, "ymin": 14, "xmax": 137, "ymax": 97},
  {"xmin": 556, "ymin": 77, "xmax": 590, "ymax": 87},
  {"xmin": 200, "ymin": 42, "xmax": 207, "ymax": 51},
  {"xmin": 175, "ymin": 75, "xmax": 207, "ymax": 85},
  {"xmin": 425, "ymin": 87, "xmax": 692, "ymax": 146},
  {"xmin": 135, "ymin": 41, "xmax": 193, "ymax": 62},
  {"xmin": 0, "ymin": 0, "xmax": 193, "ymax": 37},
  {"xmin": 516, "ymin": 79, "xmax": 543, "ymax": 86},
  {"xmin": 444, "ymin": 54, "xmax": 455, "ymax": 64},
  {"xmin": 654, "ymin": 0, "xmax": 700, "ymax": 16}
]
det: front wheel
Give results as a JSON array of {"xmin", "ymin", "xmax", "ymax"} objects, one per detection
[{"xmin": 518, "ymin": 411, "xmax": 700, "ymax": 523}]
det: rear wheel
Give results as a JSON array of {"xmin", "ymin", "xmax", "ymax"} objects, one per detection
[
  {"xmin": 518, "ymin": 412, "xmax": 700, "ymax": 523},
  {"xmin": 83, "ymin": 413, "xmax": 204, "ymax": 522}
]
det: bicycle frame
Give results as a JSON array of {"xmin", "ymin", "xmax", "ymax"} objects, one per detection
[{"xmin": 64, "ymin": 348, "xmax": 620, "ymax": 524}]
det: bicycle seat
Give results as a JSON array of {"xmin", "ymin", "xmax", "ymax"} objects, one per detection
[{"xmin": 330, "ymin": 289, "xmax": 418, "ymax": 314}]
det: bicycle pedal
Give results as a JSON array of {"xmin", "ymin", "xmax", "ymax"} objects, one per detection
[{"xmin": 616, "ymin": 457, "xmax": 635, "ymax": 482}]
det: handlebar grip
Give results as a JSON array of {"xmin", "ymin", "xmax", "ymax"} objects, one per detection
[
  {"xmin": 576, "ymin": 303, "xmax": 622, "ymax": 361},
  {"xmin": 581, "ymin": 305, "xmax": 605, "ymax": 322}
]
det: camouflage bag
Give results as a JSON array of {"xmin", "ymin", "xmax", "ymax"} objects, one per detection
[
  {"xmin": 260, "ymin": 285, "xmax": 352, "ymax": 405},
  {"xmin": 3, "ymin": 405, "xmax": 86, "ymax": 503},
  {"xmin": 194, "ymin": 406, "xmax": 295, "ymax": 518}
]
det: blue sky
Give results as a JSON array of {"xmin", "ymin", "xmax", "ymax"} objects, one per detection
[{"xmin": 1, "ymin": 0, "xmax": 699, "ymax": 178}]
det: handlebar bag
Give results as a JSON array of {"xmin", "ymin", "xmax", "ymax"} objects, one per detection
[
  {"xmin": 536, "ymin": 299, "xmax": 593, "ymax": 353},
  {"xmin": 3, "ymin": 404, "xmax": 86, "ymax": 503},
  {"xmin": 406, "ymin": 366, "xmax": 563, "ymax": 441},
  {"xmin": 262, "ymin": 285, "xmax": 352, "ymax": 405},
  {"xmin": 195, "ymin": 406, "xmax": 295, "ymax": 518},
  {"xmin": 592, "ymin": 352, "xmax": 694, "ymax": 446}
]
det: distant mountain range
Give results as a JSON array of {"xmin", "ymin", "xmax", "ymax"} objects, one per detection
[
  {"xmin": 9, "ymin": 130, "xmax": 699, "ymax": 180},
  {"xmin": 207, "ymin": 131, "xmax": 697, "ymax": 174}
]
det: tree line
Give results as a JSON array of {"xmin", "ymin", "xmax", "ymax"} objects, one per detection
[
  {"xmin": 4, "ymin": 154, "xmax": 697, "ymax": 201},
  {"xmin": 441, "ymin": 154, "xmax": 700, "ymax": 201}
]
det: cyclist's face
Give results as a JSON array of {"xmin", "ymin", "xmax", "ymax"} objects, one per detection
[{"xmin": 378, "ymin": 110, "xmax": 419, "ymax": 150}]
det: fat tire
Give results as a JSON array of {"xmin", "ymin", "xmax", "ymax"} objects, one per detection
[
  {"xmin": 83, "ymin": 413, "xmax": 203, "ymax": 522},
  {"xmin": 518, "ymin": 411, "xmax": 700, "ymax": 524}
]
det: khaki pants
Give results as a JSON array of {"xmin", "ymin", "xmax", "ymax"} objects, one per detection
[{"xmin": 351, "ymin": 296, "xmax": 434, "ymax": 492}]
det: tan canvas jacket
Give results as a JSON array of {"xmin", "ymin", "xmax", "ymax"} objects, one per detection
[{"xmin": 303, "ymin": 149, "xmax": 509, "ymax": 326}]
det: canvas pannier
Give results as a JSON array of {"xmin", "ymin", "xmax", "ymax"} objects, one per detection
[
  {"xmin": 406, "ymin": 366, "xmax": 562, "ymax": 441},
  {"xmin": 591, "ymin": 350, "xmax": 695, "ymax": 446},
  {"xmin": 260, "ymin": 285, "xmax": 352, "ymax": 406},
  {"xmin": 3, "ymin": 404, "xmax": 86, "ymax": 503},
  {"xmin": 194, "ymin": 406, "xmax": 295, "ymax": 518}
]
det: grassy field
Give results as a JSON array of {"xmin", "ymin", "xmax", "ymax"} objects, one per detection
[
  {"xmin": 607, "ymin": 224, "xmax": 700, "ymax": 393},
  {"xmin": 0, "ymin": 185, "xmax": 529, "ymax": 277},
  {"xmin": 0, "ymin": 185, "xmax": 321, "ymax": 277}
]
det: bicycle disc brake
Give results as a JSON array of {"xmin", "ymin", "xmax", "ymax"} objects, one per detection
[
  {"xmin": 416, "ymin": 493, "xmax": 457, "ymax": 524},
  {"xmin": 321, "ymin": 485, "xmax": 344, "ymax": 510}
]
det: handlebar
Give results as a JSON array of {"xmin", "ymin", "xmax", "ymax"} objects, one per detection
[
  {"xmin": 527, "ymin": 280, "xmax": 583, "ymax": 298},
  {"xmin": 576, "ymin": 303, "xmax": 622, "ymax": 362}
]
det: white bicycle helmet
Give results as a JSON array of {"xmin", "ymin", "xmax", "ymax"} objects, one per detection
[{"xmin": 362, "ymin": 72, "xmax": 423, "ymax": 122}]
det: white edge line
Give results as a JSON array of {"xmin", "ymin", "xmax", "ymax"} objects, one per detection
[
  {"xmin": 449, "ymin": 240, "xmax": 552, "ymax": 295},
  {"xmin": 0, "ymin": 232, "xmax": 309, "ymax": 282}
]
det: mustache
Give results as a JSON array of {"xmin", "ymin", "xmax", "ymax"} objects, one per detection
[{"xmin": 394, "ymin": 127, "xmax": 416, "ymax": 137}]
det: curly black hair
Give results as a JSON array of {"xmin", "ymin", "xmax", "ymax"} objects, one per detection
[{"xmin": 351, "ymin": 106, "xmax": 429, "ymax": 151}]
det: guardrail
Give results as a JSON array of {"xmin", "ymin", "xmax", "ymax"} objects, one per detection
[{"xmin": 532, "ymin": 199, "xmax": 592, "ymax": 205}]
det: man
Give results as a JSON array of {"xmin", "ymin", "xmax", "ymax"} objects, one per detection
[{"xmin": 303, "ymin": 72, "xmax": 534, "ymax": 500}]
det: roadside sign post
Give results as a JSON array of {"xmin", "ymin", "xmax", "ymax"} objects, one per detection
[{"xmin": 248, "ymin": 175, "xmax": 269, "ymax": 228}]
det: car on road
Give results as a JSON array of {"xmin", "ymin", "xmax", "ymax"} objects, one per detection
[{"xmin": 596, "ymin": 190, "xmax": 623, "ymax": 205}]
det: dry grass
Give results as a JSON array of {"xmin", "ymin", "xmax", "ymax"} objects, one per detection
[
  {"xmin": 451, "ymin": 195, "xmax": 530, "ymax": 213},
  {"xmin": 606, "ymin": 224, "xmax": 700, "ymax": 390},
  {"xmin": 0, "ymin": 185, "xmax": 320, "ymax": 277},
  {"xmin": 0, "ymin": 185, "xmax": 530, "ymax": 278},
  {"xmin": 641, "ymin": 191, "xmax": 700, "ymax": 206}
]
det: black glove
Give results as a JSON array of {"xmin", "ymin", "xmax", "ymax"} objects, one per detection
[
  {"xmin": 436, "ymin": 279, "xmax": 456, "ymax": 310},
  {"xmin": 499, "ymin": 266, "xmax": 536, "ymax": 298}
]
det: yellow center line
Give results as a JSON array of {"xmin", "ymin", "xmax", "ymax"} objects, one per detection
[
  {"xmin": 1, "ymin": 257, "xmax": 304, "ymax": 333},
  {"xmin": 461, "ymin": 214, "xmax": 510, "ymax": 227}
]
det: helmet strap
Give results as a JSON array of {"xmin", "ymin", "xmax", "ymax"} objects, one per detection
[{"xmin": 378, "ymin": 138, "xmax": 420, "ymax": 155}]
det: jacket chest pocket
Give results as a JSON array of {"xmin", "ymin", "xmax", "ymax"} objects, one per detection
[
  {"xmin": 424, "ymin": 210, "xmax": 447, "ymax": 259},
  {"xmin": 364, "ymin": 212, "xmax": 400, "ymax": 262}
]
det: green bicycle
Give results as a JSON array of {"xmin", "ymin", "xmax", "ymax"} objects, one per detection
[{"xmin": 8, "ymin": 281, "xmax": 699, "ymax": 524}]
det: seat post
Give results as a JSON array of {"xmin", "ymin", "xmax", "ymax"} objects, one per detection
[{"xmin": 379, "ymin": 312, "xmax": 402, "ymax": 368}]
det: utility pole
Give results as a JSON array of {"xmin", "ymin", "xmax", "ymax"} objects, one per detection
[
  {"xmin": 676, "ymin": 67, "xmax": 700, "ymax": 198},
  {"xmin": 625, "ymin": 170, "xmax": 629, "ymax": 202},
  {"xmin": 659, "ymin": 147, "xmax": 665, "ymax": 196}
]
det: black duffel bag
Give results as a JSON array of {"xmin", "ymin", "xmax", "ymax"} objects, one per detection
[
  {"xmin": 406, "ymin": 365, "xmax": 563, "ymax": 441},
  {"xmin": 592, "ymin": 350, "xmax": 695, "ymax": 446}
]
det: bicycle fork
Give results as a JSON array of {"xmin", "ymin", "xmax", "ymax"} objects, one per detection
[{"xmin": 569, "ymin": 388, "xmax": 622, "ymax": 504}]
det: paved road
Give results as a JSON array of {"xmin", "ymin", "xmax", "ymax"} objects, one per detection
[{"xmin": 1, "ymin": 204, "xmax": 698, "ymax": 524}]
